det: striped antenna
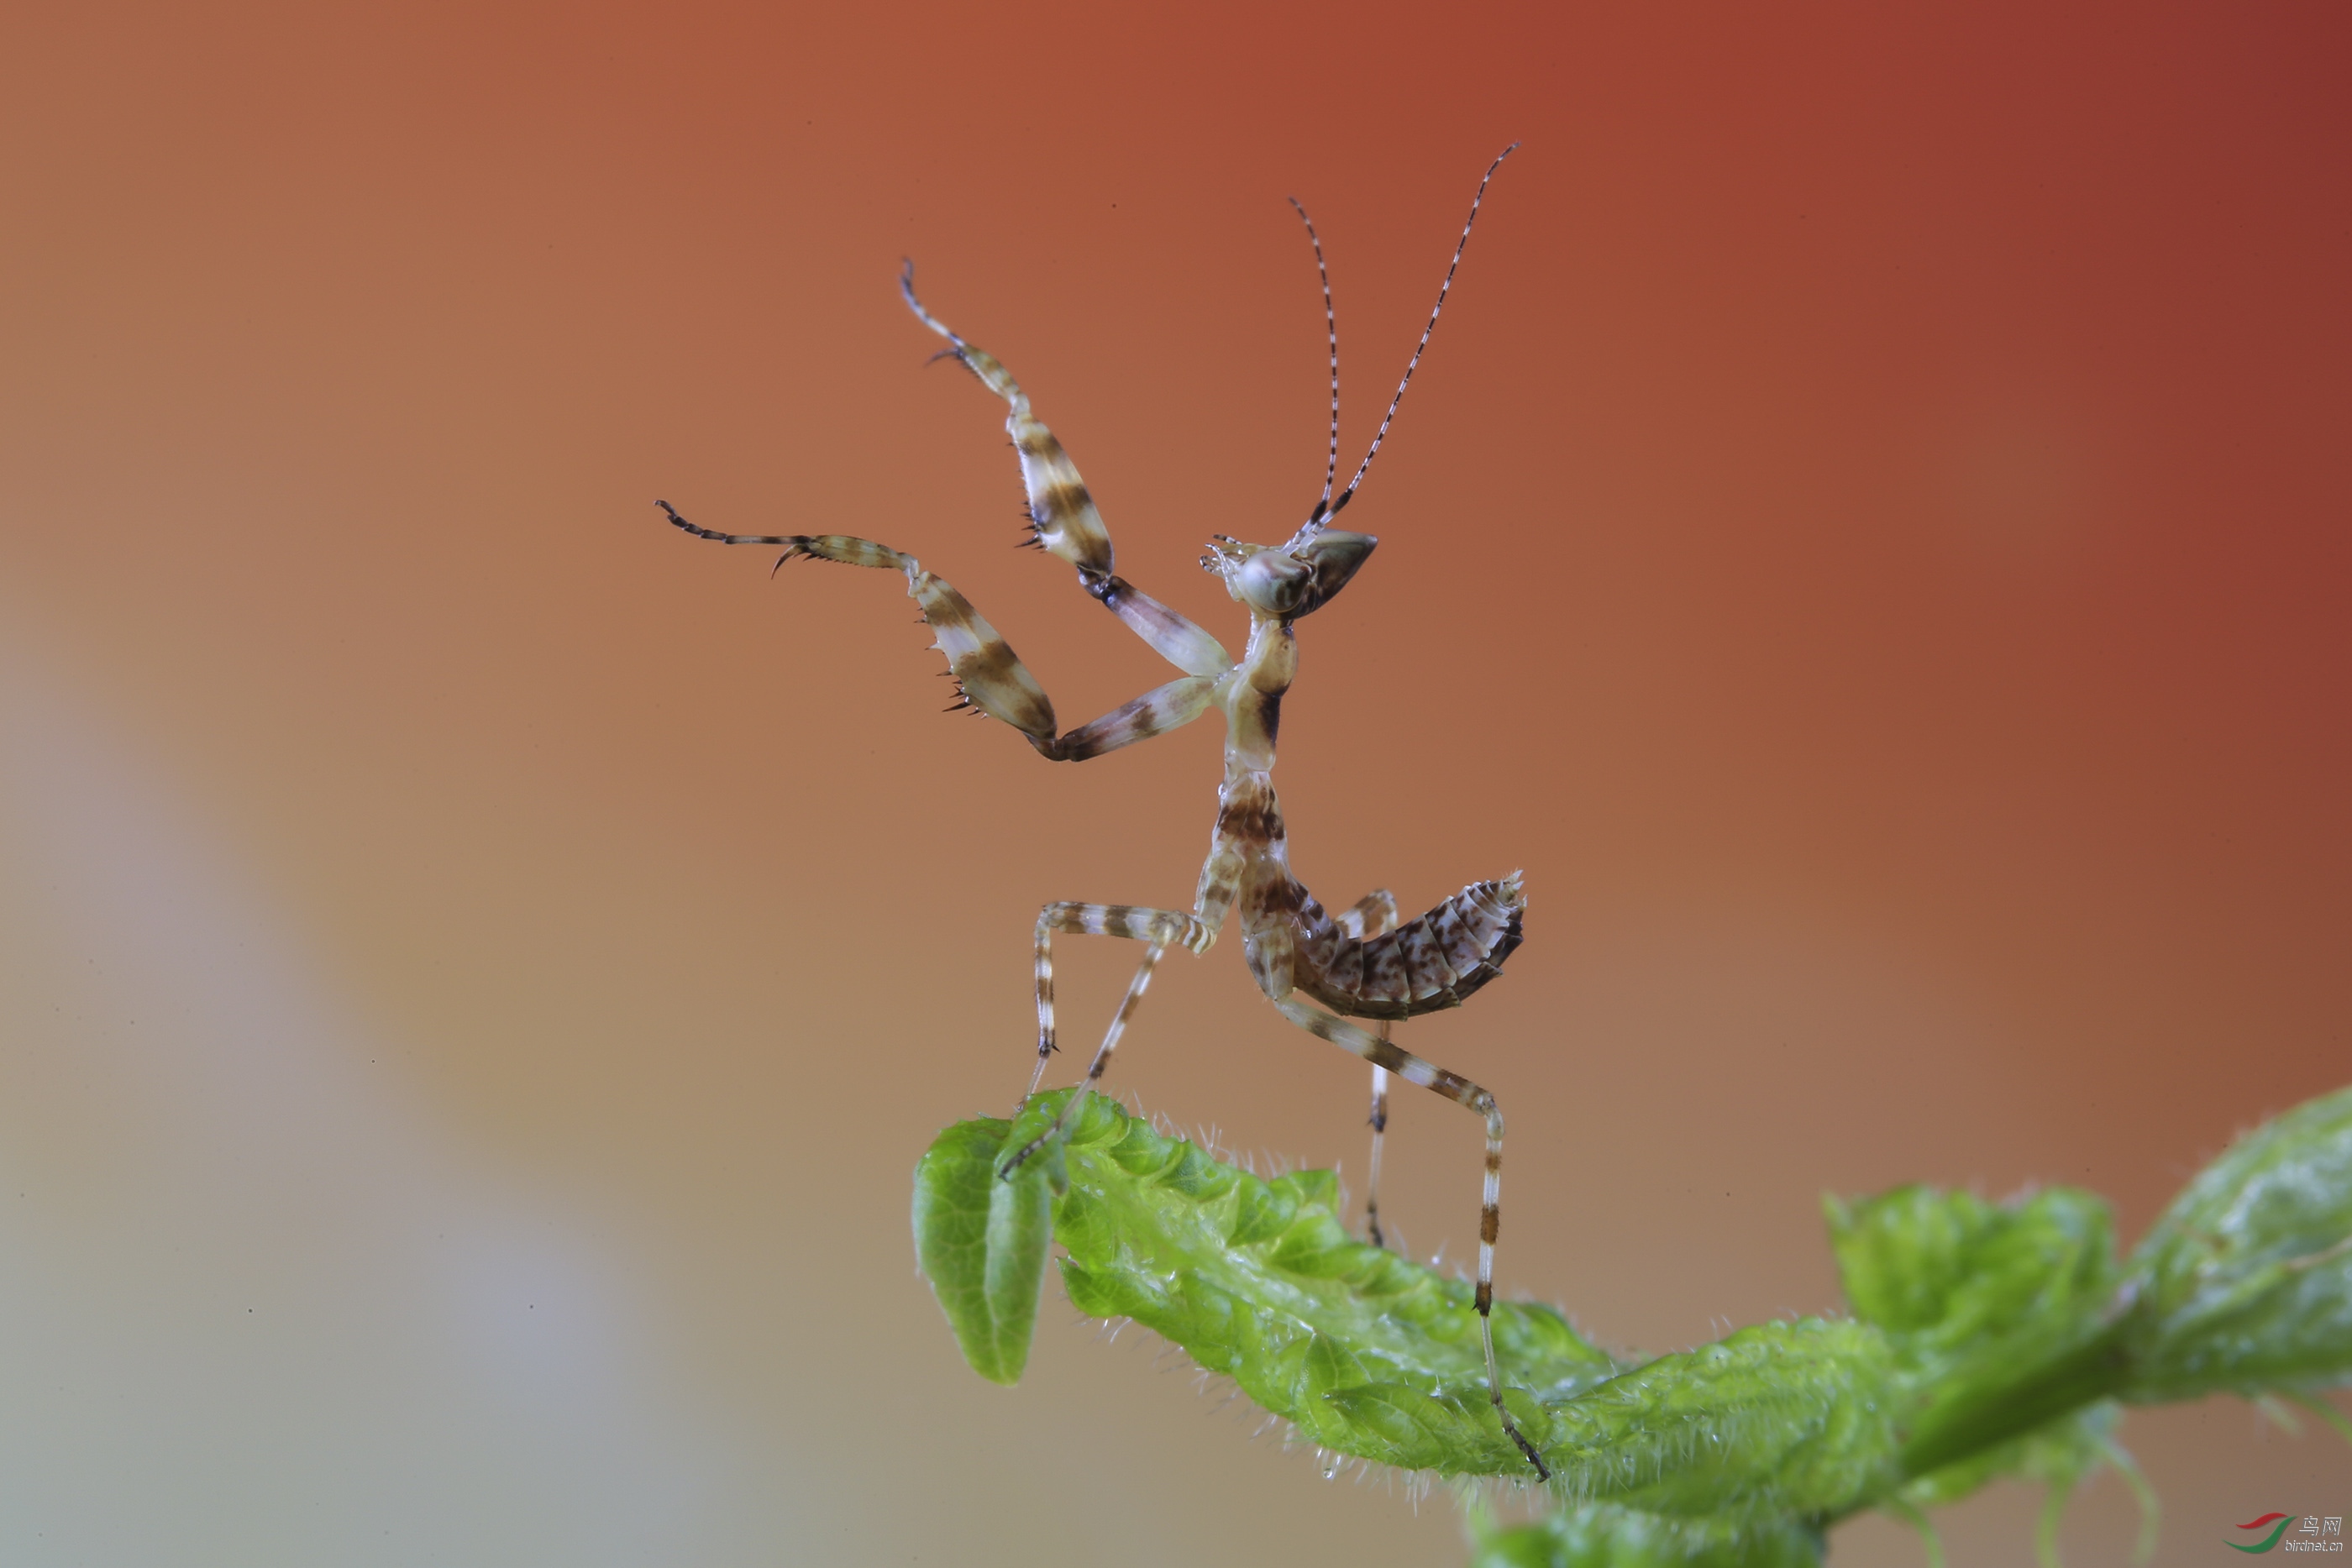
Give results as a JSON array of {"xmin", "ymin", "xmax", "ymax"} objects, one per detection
[
  {"xmin": 1288, "ymin": 197, "xmax": 1341, "ymax": 529},
  {"xmin": 1331, "ymin": 143, "xmax": 1519, "ymax": 517}
]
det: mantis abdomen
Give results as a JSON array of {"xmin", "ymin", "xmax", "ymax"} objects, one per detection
[{"xmin": 1297, "ymin": 872, "xmax": 1525, "ymax": 1020}]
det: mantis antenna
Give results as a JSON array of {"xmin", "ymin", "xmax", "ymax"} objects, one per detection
[
  {"xmin": 1288, "ymin": 195, "xmax": 1341, "ymax": 527},
  {"xmin": 1329, "ymin": 141, "xmax": 1519, "ymax": 520}
]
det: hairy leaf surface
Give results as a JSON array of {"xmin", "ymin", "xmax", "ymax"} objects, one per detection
[
  {"xmin": 1827, "ymin": 1182, "xmax": 2124, "ymax": 1488},
  {"xmin": 911, "ymin": 1083, "xmax": 2352, "ymax": 1564},
  {"xmin": 1470, "ymin": 1504, "xmax": 1824, "ymax": 1568},
  {"xmin": 2122, "ymin": 1083, "xmax": 2352, "ymax": 1401}
]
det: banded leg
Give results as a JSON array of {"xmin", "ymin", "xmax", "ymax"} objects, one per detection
[
  {"xmin": 1004, "ymin": 935, "xmax": 1172, "ymax": 1177},
  {"xmin": 1366, "ymin": 1030, "xmax": 1393, "ymax": 1249},
  {"xmin": 1334, "ymin": 890, "xmax": 1400, "ymax": 941},
  {"xmin": 1335, "ymin": 890, "xmax": 1402, "ymax": 1247},
  {"xmin": 1268, "ymin": 993, "xmax": 1550, "ymax": 1481},
  {"xmin": 657, "ymin": 507, "xmax": 911, "ymax": 571},
  {"xmin": 660, "ymin": 502, "xmax": 1216, "ymax": 759},
  {"xmin": 1030, "ymin": 903, "xmax": 1211, "ymax": 1102},
  {"xmin": 1053, "ymin": 678, "xmax": 1217, "ymax": 761},
  {"xmin": 1008, "ymin": 877, "xmax": 1231, "ymax": 1175},
  {"xmin": 899, "ymin": 265, "xmax": 1231, "ymax": 680}
]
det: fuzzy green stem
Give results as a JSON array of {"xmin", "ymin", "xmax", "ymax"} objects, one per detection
[{"xmin": 1895, "ymin": 1323, "xmax": 2135, "ymax": 1479}]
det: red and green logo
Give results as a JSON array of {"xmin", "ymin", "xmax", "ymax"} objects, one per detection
[{"xmin": 2229, "ymin": 1513, "xmax": 2294, "ymax": 1554}]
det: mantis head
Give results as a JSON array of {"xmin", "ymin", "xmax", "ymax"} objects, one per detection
[{"xmin": 1203, "ymin": 530, "xmax": 1377, "ymax": 621}]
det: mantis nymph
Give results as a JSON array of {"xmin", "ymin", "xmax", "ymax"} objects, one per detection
[{"xmin": 664, "ymin": 145, "xmax": 1547, "ymax": 1476}]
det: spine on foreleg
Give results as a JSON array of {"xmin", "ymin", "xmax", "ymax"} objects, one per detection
[
  {"xmin": 1297, "ymin": 872, "xmax": 1525, "ymax": 1020},
  {"xmin": 903, "ymin": 566, "xmax": 1058, "ymax": 743}
]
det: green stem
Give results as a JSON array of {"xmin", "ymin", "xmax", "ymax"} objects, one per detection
[{"xmin": 1895, "ymin": 1324, "xmax": 2135, "ymax": 1481}]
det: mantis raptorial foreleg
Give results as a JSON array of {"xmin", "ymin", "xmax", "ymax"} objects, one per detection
[
  {"xmin": 899, "ymin": 265, "xmax": 1109, "ymax": 577},
  {"xmin": 900, "ymin": 265, "xmax": 1231, "ymax": 681},
  {"xmin": 659, "ymin": 503, "xmax": 1215, "ymax": 760},
  {"xmin": 1053, "ymin": 678, "xmax": 1217, "ymax": 760},
  {"xmin": 1266, "ymin": 992, "xmax": 1547, "ymax": 1481}
]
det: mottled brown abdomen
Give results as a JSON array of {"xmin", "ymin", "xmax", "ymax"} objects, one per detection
[{"xmin": 1294, "ymin": 871, "xmax": 1525, "ymax": 1020}]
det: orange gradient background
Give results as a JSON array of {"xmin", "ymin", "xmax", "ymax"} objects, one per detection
[{"xmin": 2, "ymin": 3, "xmax": 2346, "ymax": 1563}]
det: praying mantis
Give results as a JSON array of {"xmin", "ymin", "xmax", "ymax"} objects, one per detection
[{"xmin": 662, "ymin": 144, "xmax": 1548, "ymax": 1477}]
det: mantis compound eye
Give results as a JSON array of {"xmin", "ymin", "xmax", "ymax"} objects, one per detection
[{"xmin": 1289, "ymin": 530, "xmax": 1375, "ymax": 616}]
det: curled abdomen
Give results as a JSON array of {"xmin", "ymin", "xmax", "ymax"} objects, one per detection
[{"xmin": 1297, "ymin": 871, "xmax": 1525, "ymax": 1020}]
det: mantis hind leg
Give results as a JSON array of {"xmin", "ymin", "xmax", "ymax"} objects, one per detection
[
  {"xmin": 1267, "ymin": 993, "xmax": 1550, "ymax": 1482},
  {"xmin": 1335, "ymin": 889, "xmax": 1401, "ymax": 1247},
  {"xmin": 1366, "ymin": 1052, "xmax": 1392, "ymax": 1250}
]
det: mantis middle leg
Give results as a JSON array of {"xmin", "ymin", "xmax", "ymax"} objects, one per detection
[
  {"xmin": 1028, "ymin": 903, "xmax": 1212, "ymax": 1098},
  {"xmin": 1002, "ymin": 902, "xmax": 1213, "ymax": 1176},
  {"xmin": 1005, "ymin": 845, "xmax": 1244, "ymax": 1175}
]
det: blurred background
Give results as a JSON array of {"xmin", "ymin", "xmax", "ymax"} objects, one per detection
[{"xmin": 2, "ymin": 2, "xmax": 2345, "ymax": 1562}]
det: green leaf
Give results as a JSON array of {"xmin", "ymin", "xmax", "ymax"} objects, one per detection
[
  {"xmin": 1826, "ymin": 1182, "xmax": 2127, "ymax": 1486},
  {"xmin": 1035, "ymin": 1088, "xmax": 1620, "ymax": 1472},
  {"xmin": 1828, "ymin": 1183, "xmax": 2118, "ymax": 1366},
  {"xmin": 907, "ymin": 1081, "xmax": 2352, "ymax": 1563},
  {"xmin": 911, "ymin": 1115, "xmax": 1053, "ymax": 1386},
  {"xmin": 1469, "ymin": 1504, "xmax": 1824, "ymax": 1568},
  {"xmin": 925, "ymin": 1092, "xmax": 1907, "ymax": 1504},
  {"xmin": 2122, "ymin": 1083, "xmax": 2352, "ymax": 1401}
]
